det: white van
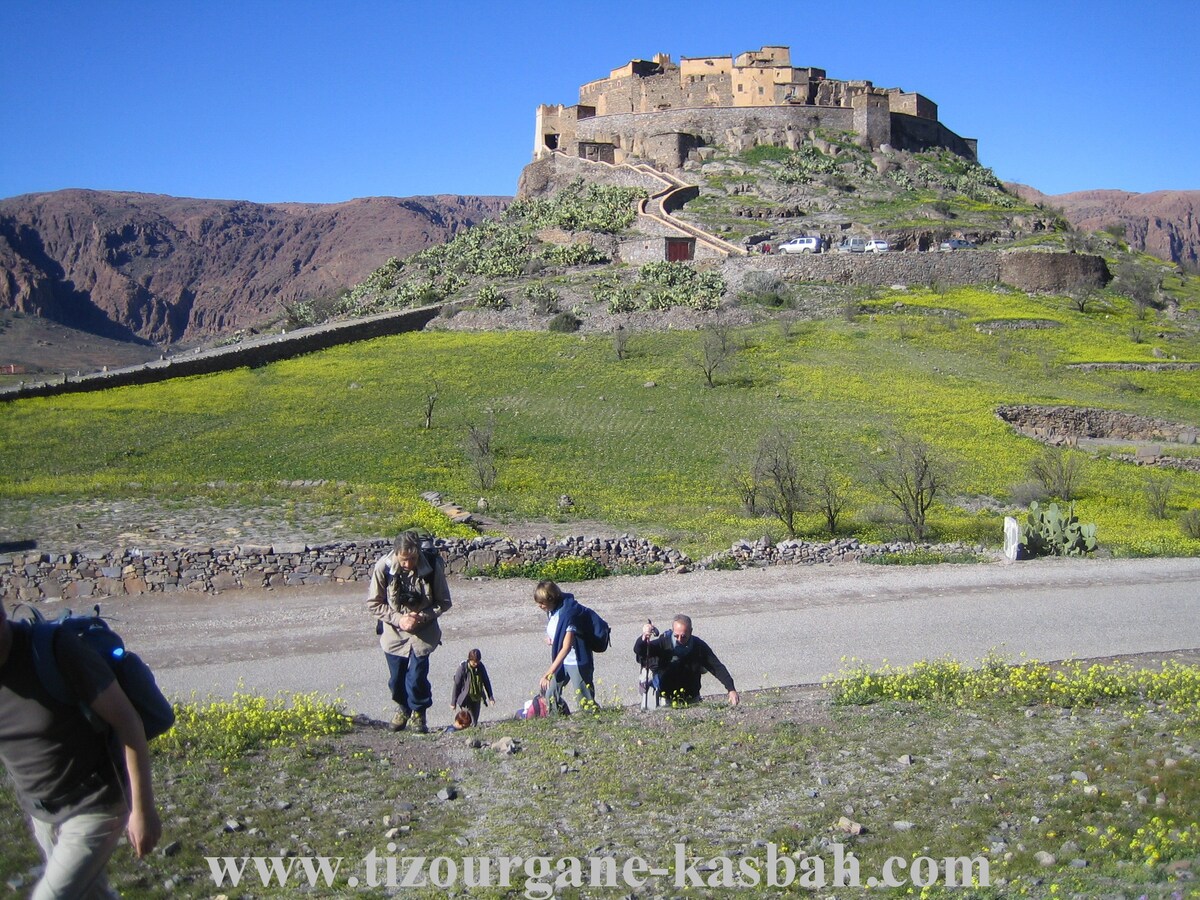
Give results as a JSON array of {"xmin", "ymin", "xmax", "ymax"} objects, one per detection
[{"xmin": 777, "ymin": 236, "xmax": 822, "ymax": 254}]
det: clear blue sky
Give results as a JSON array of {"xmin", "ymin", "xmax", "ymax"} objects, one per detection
[{"xmin": 2, "ymin": 0, "xmax": 1196, "ymax": 204}]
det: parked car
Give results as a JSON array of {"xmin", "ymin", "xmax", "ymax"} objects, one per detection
[
  {"xmin": 939, "ymin": 238, "xmax": 976, "ymax": 251},
  {"xmin": 835, "ymin": 237, "xmax": 868, "ymax": 253},
  {"xmin": 864, "ymin": 239, "xmax": 889, "ymax": 253},
  {"xmin": 777, "ymin": 236, "xmax": 822, "ymax": 254}
]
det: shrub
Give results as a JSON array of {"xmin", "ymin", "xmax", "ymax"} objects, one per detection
[
  {"xmin": 1009, "ymin": 480, "xmax": 1049, "ymax": 508},
  {"xmin": 488, "ymin": 556, "xmax": 609, "ymax": 582},
  {"xmin": 475, "ymin": 285, "xmax": 509, "ymax": 310},
  {"xmin": 1180, "ymin": 508, "xmax": 1200, "ymax": 540},
  {"xmin": 547, "ymin": 312, "xmax": 582, "ymax": 333},
  {"xmin": 158, "ymin": 691, "xmax": 352, "ymax": 761},
  {"xmin": 525, "ymin": 283, "xmax": 560, "ymax": 315},
  {"xmin": 543, "ymin": 243, "xmax": 607, "ymax": 267}
]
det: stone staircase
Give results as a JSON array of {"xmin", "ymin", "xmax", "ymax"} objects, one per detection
[{"xmin": 559, "ymin": 153, "xmax": 746, "ymax": 257}]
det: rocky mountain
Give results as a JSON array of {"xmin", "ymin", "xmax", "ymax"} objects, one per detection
[
  {"xmin": 0, "ymin": 190, "xmax": 509, "ymax": 345},
  {"xmin": 1009, "ymin": 184, "xmax": 1199, "ymax": 273}
]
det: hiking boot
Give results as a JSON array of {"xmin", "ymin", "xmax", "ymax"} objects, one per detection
[
  {"xmin": 389, "ymin": 709, "xmax": 410, "ymax": 732},
  {"xmin": 410, "ymin": 710, "xmax": 428, "ymax": 734}
]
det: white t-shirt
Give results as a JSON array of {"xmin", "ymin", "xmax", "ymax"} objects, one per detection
[{"xmin": 546, "ymin": 609, "xmax": 578, "ymax": 667}]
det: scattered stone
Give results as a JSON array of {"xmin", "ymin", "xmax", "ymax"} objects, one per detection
[
  {"xmin": 158, "ymin": 840, "xmax": 182, "ymax": 857},
  {"xmin": 223, "ymin": 819, "xmax": 244, "ymax": 833},
  {"xmin": 1034, "ymin": 851, "xmax": 1056, "ymax": 866},
  {"xmin": 1070, "ymin": 770, "xmax": 1089, "ymax": 783},
  {"xmin": 490, "ymin": 736, "xmax": 517, "ymax": 755},
  {"xmin": 835, "ymin": 816, "xmax": 866, "ymax": 835},
  {"xmin": 898, "ymin": 754, "xmax": 914, "ymax": 766},
  {"xmin": 437, "ymin": 787, "xmax": 458, "ymax": 802},
  {"xmin": 892, "ymin": 821, "xmax": 915, "ymax": 832}
]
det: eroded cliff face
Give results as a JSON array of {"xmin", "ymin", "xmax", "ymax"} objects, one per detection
[
  {"xmin": 1010, "ymin": 185, "xmax": 1199, "ymax": 273},
  {"xmin": 0, "ymin": 190, "xmax": 509, "ymax": 343}
]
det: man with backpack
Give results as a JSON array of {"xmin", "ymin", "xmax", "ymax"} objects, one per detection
[
  {"xmin": 369, "ymin": 532, "xmax": 452, "ymax": 734},
  {"xmin": 0, "ymin": 599, "xmax": 161, "ymax": 898},
  {"xmin": 634, "ymin": 614, "xmax": 740, "ymax": 708}
]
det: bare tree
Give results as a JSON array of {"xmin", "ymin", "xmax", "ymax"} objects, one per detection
[
  {"xmin": 811, "ymin": 463, "xmax": 851, "ymax": 536},
  {"xmin": 757, "ymin": 428, "xmax": 806, "ymax": 537},
  {"xmin": 464, "ymin": 415, "xmax": 497, "ymax": 490},
  {"xmin": 872, "ymin": 435, "xmax": 949, "ymax": 541},
  {"xmin": 726, "ymin": 444, "xmax": 768, "ymax": 515},
  {"xmin": 422, "ymin": 380, "xmax": 440, "ymax": 430},
  {"xmin": 1028, "ymin": 448, "xmax": 1084, "ymax": 500},
  {"xmin": 612, "ymin": 325, "xmax": 630, "ymax": 361},
  {"xmin": 1068, "ymin": 286, "xmax": 1099, "ymax": 314},
  {"xmin": 694, "ymin": 323, "xmax": 736, "ymax": 388},
  {"xmin": 1115, "ymin": 256, "xmax": 1161, "ymax": 320}
]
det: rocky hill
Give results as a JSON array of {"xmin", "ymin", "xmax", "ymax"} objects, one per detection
[
  {"xmin": 1009, "ymin": 184, "xmax": 1199, "ymax": 273},
  {"xmin": 0, "ymin": 190, "xmax": 509, "ymax": 345}
]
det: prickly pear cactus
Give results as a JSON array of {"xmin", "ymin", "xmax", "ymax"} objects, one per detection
[{"xmin": 1019, "ymin": 501, "xmax": 1098, "ymax": 558}]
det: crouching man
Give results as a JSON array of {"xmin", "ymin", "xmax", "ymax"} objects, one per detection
[
  {"xmin": 0, "ymin": 599, "xmax": 161, "ymax": 898},
  {"xmin": 633, "ymin": 614, "xmax": 740, "ymax": 708}
]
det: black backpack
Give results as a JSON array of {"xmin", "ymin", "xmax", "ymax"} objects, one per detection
[{"xmin": 16, "ymin": 604, "xmax": 176, "ymax": 741}]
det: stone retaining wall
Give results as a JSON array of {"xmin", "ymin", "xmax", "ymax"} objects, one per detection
[
  {"xmin": 723, "ymin": 251, "xmax": 1109, "ymax": 293},
  {"xmin": 0, "ymin": 533, "xmax": 996, "ymax": 603},
  {"xmin": 996, "ymin": 404, "xmax": 1199, "ymax": 444}
]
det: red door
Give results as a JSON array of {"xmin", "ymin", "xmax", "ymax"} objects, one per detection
[{"xmin": 666, "ymin": 239, "xmax": 694, "ymax": 261}]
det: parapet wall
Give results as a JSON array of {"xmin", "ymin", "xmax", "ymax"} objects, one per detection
[
  {"xmin": 0, "ymin": 304, "xmax": 441, "ymax": 403},
  {"xmin": 722, "ymin": 251, "xmax": 1110, "ymax": 293}
]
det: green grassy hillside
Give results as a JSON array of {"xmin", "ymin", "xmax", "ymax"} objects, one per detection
[{"xmin": 3, "ymin": 283, "xmax": 1199, "ymax": 558}]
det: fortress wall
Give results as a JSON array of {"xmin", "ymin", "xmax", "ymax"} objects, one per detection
[
  {"xmin": 890, "ymin": 113, "xmax": 977, "ymax": 161},
  {"xmin": 576, "ymin": 105, "xmax": 857, "ymax": 155},
  {"xmin": 722, "ymin": 252, "xmax": 1109, "ymax": 293}
]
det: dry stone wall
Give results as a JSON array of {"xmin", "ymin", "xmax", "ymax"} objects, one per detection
[
  {"xmin": 0, "ymin": 533, "xmax": 998, "ymax": 603},
  {"xmin": 0, "ymin": 535, "xmax": 691, "ymax": 603}
]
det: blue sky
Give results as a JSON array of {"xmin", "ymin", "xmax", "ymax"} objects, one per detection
[{"xmin": 1, "ymin": 0, "xmax": 1196, "ymax": 204}]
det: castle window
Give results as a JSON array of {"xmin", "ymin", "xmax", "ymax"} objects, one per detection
[{"xmin": 737, "ymin": 84, "xmax": 744, "ymax": 92}]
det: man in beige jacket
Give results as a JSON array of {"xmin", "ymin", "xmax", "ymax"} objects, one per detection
[{"xmin": 368, "ymin": 532, "xmax": 452, "ymax": 734}]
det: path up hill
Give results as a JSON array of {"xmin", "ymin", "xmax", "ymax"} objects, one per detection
[{"xmin": 0, "ymin": 190, "xmax": 510, "ymax": 345}]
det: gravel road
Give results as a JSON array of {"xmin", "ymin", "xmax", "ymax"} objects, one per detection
[{"xmin": 85, "ymin": 556, "xmax": 1200, "ymax": 730}]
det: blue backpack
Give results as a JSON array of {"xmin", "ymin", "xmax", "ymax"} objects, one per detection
[
  {"xmin": 16, "ymin": 605, "xmax": 176, "ymax": 741},
  {"xmin": 572, "ymin": 599, "xmax": 611, "ymax": 654}
]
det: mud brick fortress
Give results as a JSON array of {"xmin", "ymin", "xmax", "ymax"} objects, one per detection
[{"xmin": 534, "ymin": 46, "xmax": 978, "ymax": 171}]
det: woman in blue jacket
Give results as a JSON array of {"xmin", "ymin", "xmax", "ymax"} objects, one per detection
[{"xmin": 534, "ymin": 580, "xmax": 596, "ymax": 713}]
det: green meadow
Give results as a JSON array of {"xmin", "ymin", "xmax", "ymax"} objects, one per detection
[{"xmin": 2, "ymin": 285, "xmax": 1199, "ymax": 558}]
